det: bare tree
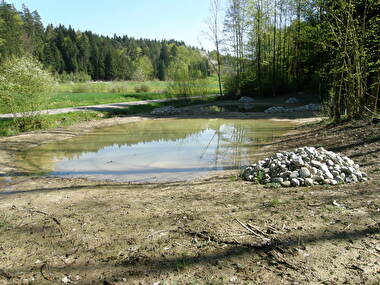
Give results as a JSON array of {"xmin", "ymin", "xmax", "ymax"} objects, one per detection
[{"xmin": 207, "ymin": 0, "xmax": 224, "ymax": 97}]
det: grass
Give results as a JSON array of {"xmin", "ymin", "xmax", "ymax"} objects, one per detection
[
  {"xmin": 264, "ymin": 182, "xmax": 282, "ymax": 189},
  {"xmin": 0, "ymin": 213, "xmax": 11, "ymax": 232},
  {"xmin": 46, "ymin": 92, "xmax": 171, "ymax": 110},
  {"xmin": 0, "ymin": 78, "xmax": 220, "ymax": 114},
  {"xmin": 264, "ymin": 199, "xmax": 281, "ymax": 208},
  {"xmin": 0, "ymin": 97, "xmax": 218, "ymax": 137},
  {"xmin": 0, "ymin": 112, "xmax": 102, "ymax": 137}
]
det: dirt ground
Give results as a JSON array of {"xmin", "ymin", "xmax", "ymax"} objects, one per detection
[{"xmin": 0, "ymin": 109, "xmax": 379, "ymax": 284}]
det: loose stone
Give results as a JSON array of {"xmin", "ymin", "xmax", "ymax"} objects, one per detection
[
  {"xmin": 305, "ymin": 178, "xmax": 314, "ymax": 186},
  {"xmin": 291, "ymin": 178, "xmax": 300, "ymax": 187},
  {"xmin": 242, "ymin": 146, "xmax": 368, "ymax": 188},
  {"xmin": 299, "ymin": 167, "xmax": 311, "ymax": 178}
]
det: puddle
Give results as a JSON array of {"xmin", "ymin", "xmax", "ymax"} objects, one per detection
[
  {"xmin": 203, "ymin": 104, "xmax": 271, "ymax": 113},
  {"xmin": 19, "ymin": 118, "xmax": 296, "ymax": 182}
]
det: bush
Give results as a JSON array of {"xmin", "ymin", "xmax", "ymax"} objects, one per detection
[
  {"xmin": 56, "ymin": 71, "xmax": 91, "ymax": 83},
  {"xmin": 109, "ymin": 84, "xmax": 128, "ymax": 94},
  {"xmin": 223, "ymin": 73, "xmax": 240, "ymax": 96},
  {"xmin": 134, "ymin": 84, "xmax": 150, "ymax": 93},
  {"xmin": 0, "ymin": 56, "xmax": 55, "ymax": 131}
]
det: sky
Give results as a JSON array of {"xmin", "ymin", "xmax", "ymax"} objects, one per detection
[{"xmin": 8, "ymin": 0, "xmax": 227, "ymax": 50}]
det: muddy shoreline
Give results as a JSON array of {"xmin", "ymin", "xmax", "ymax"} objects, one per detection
[{"xmin": 0, "ymin": 109, "xmax": 379, "ymax": 284}]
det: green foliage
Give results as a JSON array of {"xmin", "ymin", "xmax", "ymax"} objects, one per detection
[
  {"xmin": 0, "ymin": 56, "xmax": 55, "ymax": 131},
  {"xmin": 0, "ymin": 1, "xmax": 210, "ymax": 82},
  {"xmin": 0, "ymin": 213, "xmax": 11, "ymax": 232},
  {"xmin": 134, "ymin": 84, "xmax": 150, "ymax": 93},
  {"xmin": 223, "ymin": 73, "xmax": 240, "ymax": 96},
  {"xmin": 255, "ymin": 170, "xmax": 266, "ymax": 185},
  {"xmin": 176, "ymin": 260, "xmax": 187, "ymax": 271},
  {"xmin": 167, "ymin": 78, "xmax": 210, "ymax": 98},
  {"xmin": 265, "ymin": 199, "xmax": 281, "ymax": 208},
  {"xmin": 133, "ymin": 56, "xmax": 154, "ymax": 81},
  {"xmin": 264, "ymin": 183, "xmax": 282, "ymax": 189},
  {"xmin": 0, "ymin": 97, "xmax": 218, "ymax": 137},
  {"xmin": 56, "ymin": 71, "xmax": 91, "ymax": 83},
  {"xmin": 221, "ymin": 0, "xmax": 379, "ymax": 117}
]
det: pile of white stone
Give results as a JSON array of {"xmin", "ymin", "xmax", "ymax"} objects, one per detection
[
  {"xmin": 151, "ymin": 106, "xmax": 180, "ymax": 116},
  {"xmin": 239, "ymin": 96, "xmax": 255, "ymax": 103},
  {"xmin": 285, "ymin": 97, "xmax": 299, "ymax": 103},
  {"xmin": 242, "ymin": 147, "xmax": 368, "ymax": 187},
  {"xmin": 264, "ymin": 104, "xmax": 321, "ymax": 113}
]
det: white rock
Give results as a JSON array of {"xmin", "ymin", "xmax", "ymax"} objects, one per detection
[
  {"xmin": 285, "ymin": 97, "xmax": 299, "ymax": 103},
  {"xmin": 324, "ymin": 171, "xmax": 334, "ymax": 180},
  {"xmin": 291, "ymin": 178, "xmax": 300, "ymax": 187},
  {"xmin": 272, "ymin": 177, "xmax": 283, "ymax": 183},
  {"xmin": 299, "ymin": 167, "xmax": 311, "ymax": 178},
  {"xmin": 151, "ymin": 106, "xmax": 179, "ymax": 115},
  {"xmin": 305, "ymin": 178, "xmax": 314, "ymax": 186},
  {"xmin": 290, "ymin": 171, "xmax": 299, "ymax": 179},
  {"xmin": 239, "ymin": 96, "xmax": 255, "ymax": 103},
  {"xmin": 281, "ymin": 181, "xmax": 291, "ymax": 187},
  {"xmin": 242, "ymin": 146, "xmax": 367, "ymax": 187}
]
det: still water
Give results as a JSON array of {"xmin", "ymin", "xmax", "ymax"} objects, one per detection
[{"xmin": 19, "ymin": 118, "xmax": 296, "ymax": 182}]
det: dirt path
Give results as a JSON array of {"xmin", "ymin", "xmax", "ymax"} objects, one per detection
[{"xmin": 0, "ymin": 115, "xmax": 379, "ymax": 284}]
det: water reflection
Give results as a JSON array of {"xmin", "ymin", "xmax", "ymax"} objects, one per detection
[{"xmin": 19, "ymin": 118, "xmax": 295, "ymax": 182}]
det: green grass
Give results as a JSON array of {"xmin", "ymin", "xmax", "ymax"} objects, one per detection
[
  {"xmin": 264, "ymin": 182, "xmax": 282, "ymax": 189},
  {"xmin": 47, "ymin": 92, "xmax": 172, "ymax": 110},
  {"xmin": 0, "ymin": 112, "xmax": 102, "ymax": 137},
  {"xmin": 0, "ymin": 97, "xmax": 218, "ymax": 137},
  {"xmin": 0, "ymin": 78, "xmax": 220, "ymax": 114}
]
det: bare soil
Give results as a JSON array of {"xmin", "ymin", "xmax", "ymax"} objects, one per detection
[{"xmin": 0, "ymin": 111, "xmax": 379, "ymax": 284}]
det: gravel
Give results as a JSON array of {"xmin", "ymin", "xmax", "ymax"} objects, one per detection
[
  {"xmin": 264, "ymin": 104, "xmax": 321, "ymax": 113},
  {"xmin": 239, "ymin": 96, "xmax": 255, "ymax": 103},
  {"xmin": 242, "ymin": 146, "xmax": 368, "ymax": 187},
  {"xmin": 151, "ymin": 106, "xmax": 180, "ymax": 115}
]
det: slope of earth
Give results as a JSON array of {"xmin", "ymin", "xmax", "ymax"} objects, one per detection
[{"xmin": 0, "ymin": 119, "xmax": 379, "ymax": 284}]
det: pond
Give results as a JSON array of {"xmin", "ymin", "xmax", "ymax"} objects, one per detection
[{"xmin": 19, "ymin": 118, "xmax": 296, "ymax": 183}]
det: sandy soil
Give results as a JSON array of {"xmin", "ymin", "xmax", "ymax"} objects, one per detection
[{"xmin": 0, "ymin": 108, "xmax": 379, "ymax": 284}]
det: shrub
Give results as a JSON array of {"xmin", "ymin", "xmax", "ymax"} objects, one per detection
[
  {"xmin": 57, "ymin": 72, "xmax": 91, "ymax": 83},
  {"xmin": 109, "ymin": 84, "xmax": 128, "ymax": 94},
  {"xmin": 0, "ymin": 56, "xmax": 55, "ymax": 131},
  {"xmin": 223, "ymin": 73, "xmax": 240, "ymax": 96},
  {"xmin": 134, "ymin": 84, "xmax": 150, "ymax": 93}
]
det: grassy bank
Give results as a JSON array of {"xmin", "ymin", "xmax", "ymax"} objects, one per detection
[
  {"xmin": 0, "ymin": 97, "xmax": 218, "ymax": 137},
  {"xmin": 0, "ymin": 78, "xmax": 220, "ymax": 114}
]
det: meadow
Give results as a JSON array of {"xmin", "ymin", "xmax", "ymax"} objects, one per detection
[{"xmin": 0, "ymin": 78, "xmax": 219, "ymax": 114}]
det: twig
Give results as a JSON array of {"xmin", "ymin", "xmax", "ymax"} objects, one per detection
[
  {"xmin": 235, "ymin": 219, "xmax": 271, "ymax": 242},
  {"xmin": 0, "ymin": 269, "xmax": 12, "ymax": 280},
  {"xmin": 28, "ymin": 208, "xmax": 64, "ymax": 235},
  {"xmin": 350, "ymin": 246, "xmax": 380, "ymax": 259},
  {"xmin": 307, "ymin": 203, "xmax": 323, "ymax": 207},
  {"xmin": 267, "ymin": 225, "xmax": 286, "ymax": 235},
  {"xmin": 40, "ymin": 263, "xmax": 53, "ymax": 281},
  {"xmin": 247, "ymin": 223, "xmax": 269, "ymax": 237},
  {"xmin": 344, "ymin": 224, "xmax": 352, "ymax": 230}
]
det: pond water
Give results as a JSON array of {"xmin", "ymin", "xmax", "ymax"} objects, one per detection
[{"xmin": 19, "ymin": 118, "xmax": 296, "ymax": 183}]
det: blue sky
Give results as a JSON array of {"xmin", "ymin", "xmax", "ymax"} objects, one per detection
[{"xmin": 8, "ymin": 0, "xmax": 226, "ymax": 50}]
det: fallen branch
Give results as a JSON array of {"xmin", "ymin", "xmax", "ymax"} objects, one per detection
[
  {"xmin": 181, "ymin": 228, "xmax": 267, "ymax": 248},
  {"xmin": 0, "ymin": 269, "xmax": 12, "ymax": 280},
  {"xmin": 28, "ymin": 208, "xmax": 64, "ymax": 236},
  {"xmin": 350, "ymin": 246, "xmax": 380, "ymax": 259},
  {"xmin": 40, "ymin": 263, "xmax": 53, "ymax": 281},
  {"xmin": 247, "ymin": 223, "xmax": 268, "ymax": 236},
  {"xmin": 235, "ymin": 219, "xmax": 271, "ymax": 243}
]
